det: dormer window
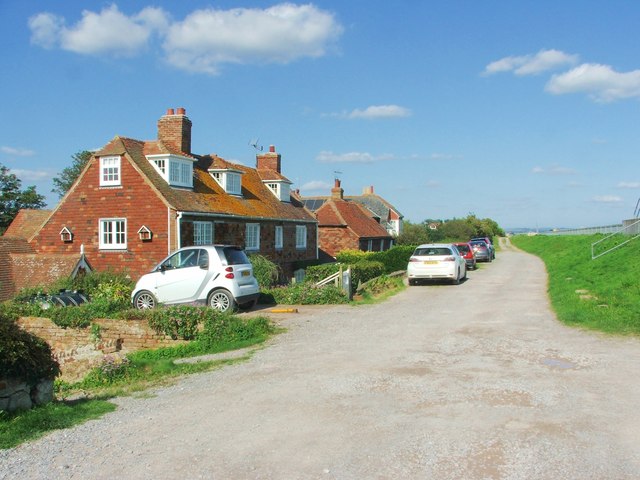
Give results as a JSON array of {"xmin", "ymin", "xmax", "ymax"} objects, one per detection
[
  {"xmin": 263, "ymin": 180, "xmax": 291, "ymax": 202},
  {"xmin": 146, "ymin": 154, "xmax": 195, "ymax": 188},
  {"xmin": 209, "ymin": 168, "xmax": 243, "ymax": 196}
]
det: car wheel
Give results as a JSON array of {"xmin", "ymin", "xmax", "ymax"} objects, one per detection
[
  {"xmin": 462, "ymin": 268, "xmax": 467, "ymax": 280},
  {"xmin": 452, "ymin": 272, "xmax": 460, "ymax": 285},
  {"xmin": 133, "ymin": 290, "xmax": 157, "ymax": 310},
  {"xmin": 408, "ymin": 279, "xmax": 417, "ymax": 286},
  {"xmin": 208, "ymin": 289, "xmax": 236, "ymax": 313}
]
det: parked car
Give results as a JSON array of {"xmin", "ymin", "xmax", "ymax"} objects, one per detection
[
  {"xmin": 407, "ymin": 243, "xmax": 467, "ymax": 285},
  {"xmin": 471, "ymin": 237, "xmax": 495, "ymax": 259},
  {"xmin": 132, "ymin": 245, "xmax": 260, "ymax": 312},
  {"xmin": 453, "ymin": 242, "xmax": 476, "ymax": 270},
  {"xmin": 469, "ymin": 240, "xmax": 492, "ymax": 262}
]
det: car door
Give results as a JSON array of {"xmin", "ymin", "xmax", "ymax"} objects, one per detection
[{"xmin": 154, "ymin": 249, "xmax": 209, "ymax": 303}]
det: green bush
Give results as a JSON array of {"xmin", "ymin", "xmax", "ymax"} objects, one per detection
[
  {"xmin": 335, "ymin": 246, "xmax": 415, "ymax": 274},
  {"xmin": 196, "ymin": 315, "xmax": 273, "ymax": 348},
  {"xmin": 350, "ymin": 260, "xmax": 385, "ymax": 288},
  {"xmin": 335, "ymin": 249, "xmax": 372, "ymax": 265},
  {"xmin": 261, "ymin": 283, "xmax": 348, "ymax": 305},
  {"xmin": 305, "ymin": 263, "xmax": 341, "ymax": 283},
  {"xmin": 0, "ymin": 312, "xmax": 60, "ymax": 382},
  {"xmin": 249, "ymin": 254, "xmax": 280, "ymax": 288},
  {"xmin": 146, "ymin": 305, "xmax": 208, "ymax": 340}
]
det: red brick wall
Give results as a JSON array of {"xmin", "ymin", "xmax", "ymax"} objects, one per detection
[
  {"xmin": 0, "ymin": 238, "xmax": 35, "ymax": 301},
  {"xmin": 30, "ymin": 156, "xmax": 173, "ymax": 280}
]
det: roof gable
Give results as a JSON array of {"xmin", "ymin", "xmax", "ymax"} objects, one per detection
[{"xmin": 316, "ymin": 199, "xmax": 391, "ymax": 238}]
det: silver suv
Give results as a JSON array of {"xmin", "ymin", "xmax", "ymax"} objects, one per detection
[{"xmin": 132, "ymin": 245, "xmax": 260, "ymax": 312}]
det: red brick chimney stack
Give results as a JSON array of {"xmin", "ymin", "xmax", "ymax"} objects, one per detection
[
  {"xmin": 157, "ymin": 107, "xmax": 192, "ymax": 154},
  {"xmin": 256, "ymin": 144, "xmax": 281, "ymax": 173},
  {"xmin": 331, "ymin": 178, "xmax": 344, "ymax": 199}
]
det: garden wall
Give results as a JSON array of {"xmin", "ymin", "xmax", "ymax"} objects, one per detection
[{"xmin": 17, "ymin": 317, "xmax": 185, "ymax": 382}]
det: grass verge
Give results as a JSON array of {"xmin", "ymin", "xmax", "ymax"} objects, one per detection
[
  {"xmin": 2, "ymin": 315, "xmax": 275, "ymax": 450},
  {"xmin": 512, "ymin": 234, "xmax": 640, "ymax": 335}
]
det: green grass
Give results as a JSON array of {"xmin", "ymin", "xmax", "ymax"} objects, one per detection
[
  {"xmin": 2, "ymin": 316, "xmax": 275, "ymax": 450},
  {"xmin": 0, "ymin": 399, "xmax": 116, "ymax": 449},
  {"xmin": 512, "ymin": 234, "xmax": 640, "ymax": 335}
]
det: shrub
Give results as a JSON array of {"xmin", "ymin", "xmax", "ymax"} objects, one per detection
[
  {"xmin": 261, "ymin": 283, "xmax": 348, "ymax": 305},
  {"xmin": 350, "ymin": 260, "xmax": 385, "ymax": 288},
  {"xmin": 146, "ymin": 305, "xmax": 208, "ymax": 340},
  {"xmin": 335, "ymin": 250, "xmax": 372, "ymax": 265},
  {"xmin": 305, "ymin": 263, "xmax": 341, "ymax": 283},
  {"xmin": 82, "ymin": 354, "xmax": 132, "ymax": 385},
  {"xmin": 196, "ymin": 315, "xmax": 273, "ymax": 348},
  {"xmin": 0, "ymin": 312, "xmax": 60, "ymax": 382},
  {"xmin": 249, "ymin": 254, "xmax": 280, "ymax": 288}
]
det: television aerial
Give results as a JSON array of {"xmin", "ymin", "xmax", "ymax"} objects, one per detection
[
  {"xmin": 249, "ymin": 138, "xmax": 263, "ymax": 152},
  {"xmin": 333, "ymin": 170, "xmax": 342, "ymax": 180}
]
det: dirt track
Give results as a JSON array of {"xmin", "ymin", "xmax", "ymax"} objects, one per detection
[{"xmin": 2, "ymin": 241, "xmax": 640, "ymax": 479}]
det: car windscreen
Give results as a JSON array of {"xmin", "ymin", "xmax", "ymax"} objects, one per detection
[
  {"xmin": 414, "ymin": 247, "xmax": 452, "ymax": 256},
  {"xmin": 220, "ymin": 246, "xmax": 250, "ymax": 265}
]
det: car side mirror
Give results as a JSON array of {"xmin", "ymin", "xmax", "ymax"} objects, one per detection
[{"xmin": 159, "ymin": 264, "xmax": 166, "ymax": 272}]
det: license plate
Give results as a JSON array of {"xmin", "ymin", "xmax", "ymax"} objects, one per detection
[
  {"xmin": 424, "ymin": 260, "xmax": 438, "ymax": 264},
  {"xmin": 241, "ymin": 270, "xmax": 250, "ymax": 276}
]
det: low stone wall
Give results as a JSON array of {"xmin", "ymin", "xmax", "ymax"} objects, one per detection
[
  {"xmin": 16, "ymin": 317, "xmax": 186, "ymax": 382},
  {"xmin": 0, "ymin": 378, "xmax": 54, "ymax": 413}
]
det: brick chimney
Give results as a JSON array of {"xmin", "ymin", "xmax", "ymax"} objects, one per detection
[
  {"xmin": 331, "ymin": 178, "xmax": 344, "ymax": 199},
  {"xmin": 157, "ymin": 107, "xmax": 192, "ymax": 154},
  {"xmin": 256, "ymin": 145, "xmax": 281, "ymax": 173},
  {"xmin": 362, "ymin": 185, "xmax": 374, "ymax": 195}
]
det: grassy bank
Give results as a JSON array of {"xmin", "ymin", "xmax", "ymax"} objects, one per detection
[{"xmin": 512, "ymin": 235, "xmax": 640, "ymax": 335}]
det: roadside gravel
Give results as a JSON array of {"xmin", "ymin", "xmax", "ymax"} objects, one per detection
[{"xmin": 2, "ymin": 241, "xmax": 640, "ymax": 479}]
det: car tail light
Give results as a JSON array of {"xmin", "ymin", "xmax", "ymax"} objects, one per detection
[
  {"xmin": 443, "ymin": 256, "xmax": 455, "ymax": 262},
  {"xmin": 225, "ymin": 266, "xmax": 234, "ymax": 279},
  {"xmin": 409, "ymin": 257, "xmax": 420, "ymax": 262}
]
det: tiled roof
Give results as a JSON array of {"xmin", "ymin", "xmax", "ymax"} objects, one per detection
[
  {"xmin": 345, "ymin": 194, "xmax": 404, "ymax": 220},
  {"xmin": 3, "ymin": 209, "xmax": 52, "ymax": 240},
  {"xmin": 0, "ymin": 237, "xmax": 35, "ymax": 301},
  {"xmin": 96, "ymin": 136, "xmax": 315, "ymax": 223},
  {"xmin": 10, "ymin": 253, "xmax": 84, "ymax": 293},
  {"xmin": 316, "ymin": 199, "xmax": 392, "ymax": 239}
]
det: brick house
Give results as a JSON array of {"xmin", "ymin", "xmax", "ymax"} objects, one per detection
[
  {"xmin": 9, "ymin": 108, "xmax": 317, "ymax": 284},
  {"xmin": 303, "ymin": 180, "xmax": 394, "ymax": 260}
]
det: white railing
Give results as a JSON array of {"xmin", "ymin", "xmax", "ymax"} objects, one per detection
[{"xmin": 591, "ymin": 219, "xmax": 640, "ymax": 259}]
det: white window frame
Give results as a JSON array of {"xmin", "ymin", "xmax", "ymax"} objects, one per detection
[
  {"xmin": 245, "ymin": 223, "xmax": 260, "ymax": 251},
  {"xmin": 99, "ymin": 218, "xmax": 127, "ymax": 250},
  {"xmin": 264, "ymin": 180, "xmax": 291, "ymax": 202},
  {"xmin": 146, "ymin": 154, "xmax": 194, "ymax": 188},
  {"xmin": 209, "ymin": 169, "xmax": 243, "ymax": 196},
  {"xmin": 193, "ymin": 221, "xmax": 213, "ymax": 245},
  {"xmin": 367, "ymin": 239, "xmax": 373, "ymax": 251},
  {"xmin": 275, "ymin": 226, "xmax": 283, "ymax": 250},
  {"xmin": 295, "ymin": 225, "xmax": 307, "ymax": 249},
  {"xmin": 100, "ymin": 156, "xmax": 121, "ymax": 187}
]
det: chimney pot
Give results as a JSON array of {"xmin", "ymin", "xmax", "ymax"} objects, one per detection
[
  {"xmin": 177, "ymin": 107, "xmax": 186, "ymax": 115},
  {"xmin": 167, "ymin": 108, "xmax": 175, "ymax": 115},
  {"xmin": 269, "ymin": 145, "xmax": 276, "ymax": 153}
]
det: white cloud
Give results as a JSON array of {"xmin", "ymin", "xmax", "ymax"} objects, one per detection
[
  {"xmin": 484, "ymin": 49, "xmax": 578, "ymax": 76},
  {"xmin": 1, "ymin": 146, "xmax": 36, "ymax": 156},
  {"xmin": 593, "ymin": 195, "xmax": 623, "ymax": 203},
  {"xmin": 546, "ymin": 63, "xmax": 640, "ymax": 102},
  {"xmin": 346, "ymin": 105, "xmax": 411, "ymax": 119},
  {"xmin": 10, "ymin": 169, "xmax": 51, "ymax": 181},
  {"xmin": 300, "ymin": 180, "xmax": 332, "ymax": 191},
  {"xmin": 163, "ymin": 4, "xmax": 343, "ymax": 74},
  {"xmin": 28, "ymin": 3, "xmax": 342, "ymax": 73},
  {"xmin": 618, "ymin": 181, "xmax": 640, "ymax": 189},
  {"xmin": 29, "ymin": 5, "xmax": 168, "ymax": 56},
  {"xmin": 531, "ymin": 165, "xmax": 576, "ymax": 175}
]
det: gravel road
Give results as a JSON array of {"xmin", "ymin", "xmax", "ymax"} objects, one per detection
[{"xmin": 2, "ymin": 241, "xmax": 640, "ymax": 479}]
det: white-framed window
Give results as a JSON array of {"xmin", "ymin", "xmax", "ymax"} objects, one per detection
[
  {"xmin": 209, "ymin": 169, "xmax": 243, "ymax": 195},
  {"xmin": 147, "ymin": 154, "xmax": 194, "ymax": 188},
  {"xmin": 275, "ymin": 226, "xmax": 283, "ymax": 250},
  {"xmin": 245, "ymin": 223, "xmax": 260, "ymax": 251},
  {"xmin": 264, "ymin": 181, "xmax": 291, "ymax": 202},
  {"xmin": 367, "ymin": 239, "xmax": 373, "ymax": 251},
  {"xmin": 99, "ymin": 218, "xmax": 126, "ymax": 250},
  {"xmin": 295, "ymin": 225, "xmax": 307, "ymax": 249},
  {"xmin": 100, "ymin": 156, "xmax": 121, "ymax": 187},
  {"xmin": 193, "ymin": 221, "xmax": 213, "ymax": 245}
]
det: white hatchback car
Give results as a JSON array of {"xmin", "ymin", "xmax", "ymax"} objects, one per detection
[
  {"xmin": 407, "ymin": 243, "xmax": 467, "ymax": 285},
  {"xmin": 132, "ymin": 245, "xmax": 260, "ymax": 312}
]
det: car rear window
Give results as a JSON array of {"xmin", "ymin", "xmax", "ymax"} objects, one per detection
[
  {"xmin": 456, "ymin": 244, "xmax": 470, "ymax": 253},
  {"xmin": 414, "ymin": 247, "xmax": 452, "ymax": 256},
  {"xmin": 220, "ymin": 246, "xmax": 251, "ymax": 265}
]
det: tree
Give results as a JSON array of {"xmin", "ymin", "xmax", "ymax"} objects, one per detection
[
  {"xmin": 0, "ymin": 164, "xmax": 46, "ymax": 234},
  {"xmin": 396, "ymin": 220, "xmax": 430, "ymax": 245},
  {"xmin": 52, "ymin": 150, "xmax": 92, "ymax": 198}
]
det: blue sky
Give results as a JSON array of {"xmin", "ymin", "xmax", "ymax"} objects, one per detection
[{"xmin": 1, "ymin": 1, "xmax": 639, "ymax": 230}]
